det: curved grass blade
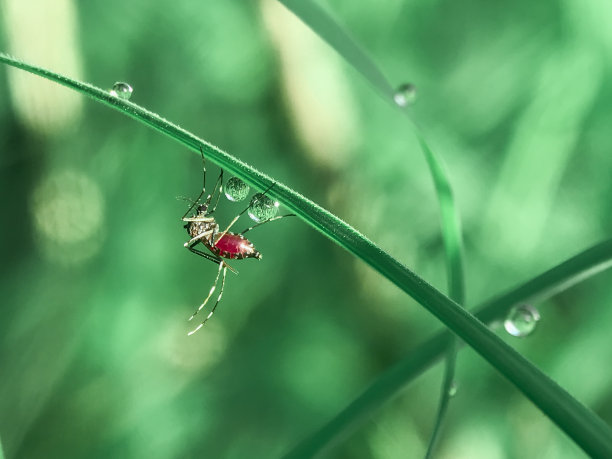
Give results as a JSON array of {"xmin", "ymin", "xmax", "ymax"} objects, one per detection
[
  {"xmin": 417, "ymin": 133, "xmax": 464, "ymax": 458},
  {"xmin": 278, "ymin": 0, "xmax": 395, "ymax": 100},
  {"xmin": 284, "ymin": 238, "xmax": 612, "ymax": 458},
  {"xmin": 276, "ymin": 0, "xmax": 466, "ymax": 453},
  {"xmin": 2, "ymin": 54, "xmax": 612, "ymax": 457},
  {"xmin": 416, "ymin": 135, "xmax": 465, "ymax": 307}
]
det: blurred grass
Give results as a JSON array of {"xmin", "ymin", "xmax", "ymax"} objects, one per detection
[
  {"xmin": 1, "ymin": 0, "xmax": 612, "ymax": 458},
  {"xmin": 285, "ymin": 238, "xmax": 612, "ymax": 457},
  {"xmin": 277, "ymin": 3, "xmax": 466, "ymax": 454},
  {"xmin": 5, "ymin": 44, "xmax": 612, "ymax": 455}
]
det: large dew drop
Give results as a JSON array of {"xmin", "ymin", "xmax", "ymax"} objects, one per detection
[
  {"xmin": 393, "ymin": 83, "xmax": 417, "ymax": 107},
  {"xmin": 247, "ymin": 193, "xmax": 279, "ymax": 222},
  {"xmin": 504, "ymin": 304, "xmax": 540, "ymax": 338},
  {"xmin": 224, "ymin": 177, "xmax": 250, "ymax": 202},
  {"xmin": 110, "ymin": 82, "xmax": 133, "ymax": 100}
]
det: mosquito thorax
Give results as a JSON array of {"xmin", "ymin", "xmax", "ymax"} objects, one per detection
[{"xmin": 187, "ymin": 220, "xmax": 218, "ymax": 239}]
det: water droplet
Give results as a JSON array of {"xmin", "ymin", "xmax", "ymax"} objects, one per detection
[
  {"xmin": 110, "ymin": 82, "xmax": 133, "ymax": 100},
  {"xmin": 393, "ymin": 83, "xmax": 417, "ymax": 107},
  {"xmin": 504, "ymin": 304, "xmax": 541, "ymax": 337},
  {"xmin": 224, "ymin": 177, "xmax": 250, "ymax": 202},
  {"xmin": 448, "ymin": 381, "xmax": 458, "ymax": 397},
  {"xmin": 247, "ymin": 193, "xmax": 279, "ymax": 222}
]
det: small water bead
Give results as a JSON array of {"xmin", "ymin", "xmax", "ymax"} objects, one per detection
[
  {"xmin": 247, "ymin": 193, "xmax": 279, "ymax": 222},
  {"xmin": 448, "ymin": 381, "xmax": 458, "ymax": 397},
  {"xmin": 393, "ymin": 83, "xmax": 417, "ymax": 107},
  {"xmin": 224, "ymin": 177, "xmax": 250, "ymax": 202},
  {"xmin": 110, "ymin": 82, "xmax": 133, "ymax": 100},
  {"xmin": 504, "ymin": 304, "xmax": 541, "ymax": 338}
]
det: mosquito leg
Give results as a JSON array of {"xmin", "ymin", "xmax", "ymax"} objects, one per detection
[
  {"xmin": 214, "ymin": 182, "xmax": 278, "ymax": 244},
  {"xmin": 188, "ymin": 263, "xmax": 228, "ymax": 335},
  {"xmin": 222, "ymin": 260, "xmax": 238, "ymax": 274},
  {"xmin": 187, "ymin": 246, "xmax": 222, "ymax": 265},
  {"xmin": 177, "ymin": 195, "xmax": 197, "ymax": 205},
  {"xmin": 207, "ymin": 169, "xmax": 224, "ymax": 215},
  {"xmin": 188, "ymin": 261, "xmax": 223, "ymax": 321},
  {"xmin": 187, "ymin": 243, "xmax": 238, "ymax": 275},
  {"xmin": 182, "ymin": 147, "xmax": 209, "ymax": 220},
  {"xmin": 182, "ymin": 195, "xmax": 205, "ymax": 220},
  {"xmin": 214, "ymin": 213, "xmax": 242, "ymax": 245},
  {"xmin": 184, "ymin": 229, "xmax": 214, "ymax": 247},
  {"xmin": 240, "ymin": 214, "xmax": 296, "ymax": 235}
]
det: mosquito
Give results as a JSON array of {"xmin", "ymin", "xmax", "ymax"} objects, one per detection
[{"xmin": 182, "ymin": 149, "xmax": 293, "ymax": 335}]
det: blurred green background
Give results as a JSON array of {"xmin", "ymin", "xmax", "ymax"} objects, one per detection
[{"xmin": 1, "ymin": 0, "xmax": 612, "ymax": 458}]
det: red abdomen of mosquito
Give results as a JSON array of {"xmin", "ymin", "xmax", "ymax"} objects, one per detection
[{"xmin": 210, "ymin": 233, "xmax": 261, "ymax": 260}]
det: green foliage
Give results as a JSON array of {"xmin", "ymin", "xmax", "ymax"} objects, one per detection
[
  {"xmin": 286, "ymin": 238, "xmax": 612, "ymax": 457},
  {"xmin": 1, "ymin": 1, "xmax": 612, "ymax": 458},
  {"xmin": 279, "ymin": 1, "xmax": 468, "ymax": 454},
  {"xmin": 3, "ymin": 46, "xmax": 612, "ymax": 457}
]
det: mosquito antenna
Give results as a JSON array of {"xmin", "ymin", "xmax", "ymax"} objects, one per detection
[{"xmin": 177, "ymin": 195, "xmax": 198, "ymax": 206}]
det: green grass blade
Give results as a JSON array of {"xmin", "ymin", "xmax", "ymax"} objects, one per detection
[
  {"xmin": 278, "ymin": 0, "xmax": 395, "ymax": 100},
  {"xmin": 425, "ymin": 342, "xmax": 457, "ymax": 458},
  {"xmin": 416, "ymin": 134, "xmax": 465, "ymax": 458},
  {"xmin": 284, "ymin": 238, "xmax": 612, "ymax": 457},
  {"xmin": 277, "ymin": 1, "xmax": 467, "ymax": 452},
  {"xmin": 3, "ymin": 54, "xmax": 612, "ymax": 458},
  {"xmin": 417, "ymin": 135, "xmax": 465, "ymax": 305}
]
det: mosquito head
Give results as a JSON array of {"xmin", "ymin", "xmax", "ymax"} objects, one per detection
[{"xmin": 197, "ymin": 203, "xmax": 208, "ymax": 214}]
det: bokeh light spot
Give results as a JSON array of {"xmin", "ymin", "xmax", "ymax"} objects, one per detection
[{"xmin": 30, "ymin": 168, "xmax": 105, "ymax": 265}]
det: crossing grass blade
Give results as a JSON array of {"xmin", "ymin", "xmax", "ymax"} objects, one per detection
[
  {"xmin": 279, "ymin": 0, "xmax": 395, "ymax": 100},
  {"xmin": 2, "ymin": 53, "xmax": 612, "ymax": 458},
  {"xmin": 276, "ymin": 1, "xmax": 466, "ymax": 454},
  {"xmin": 284, "ymin": 238, "xmax": 612, "ymax": 457},
  {"xmin": 416, "ymin": 133, "xmax": 465, "ymax": 459}
]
